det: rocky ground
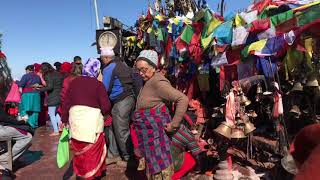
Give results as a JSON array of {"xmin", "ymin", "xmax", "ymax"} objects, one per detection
[{"xmin": 14, "ymin": 126, "xmax": 212, "ymax": 180}]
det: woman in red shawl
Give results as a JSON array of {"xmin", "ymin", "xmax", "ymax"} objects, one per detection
[{"xmin": 61, "ymin": 58, "xmax": 111, "ymax": 179}]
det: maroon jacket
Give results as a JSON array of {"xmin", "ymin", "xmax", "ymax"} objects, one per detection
[{"xmin": 61, "ymin": 76, "xmax": 111, "ymax": 123}]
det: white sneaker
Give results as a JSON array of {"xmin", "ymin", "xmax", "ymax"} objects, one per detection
[{"xmin": 17, "ymin": 116, "xmax": 23, "ymax": 121}]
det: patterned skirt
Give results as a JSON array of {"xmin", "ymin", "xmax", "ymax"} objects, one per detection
[
  {"xmin": 133, "ymin": 105, "xmax": 173, "ymax": 175},
  {"xmin": 71, "ymin": 133, "xmax": 107, "ymax": 179}
]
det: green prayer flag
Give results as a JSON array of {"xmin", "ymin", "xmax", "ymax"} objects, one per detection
[
  {"xmin": 205, "ymin": 17, "xmax": 222, "ymax": 36},
  {"xmin": 193, "ymin": 9, "xmax": 206, "ymax": 22},
  {"xmin": 181, "ymin": 25, "xmax": 194, "ymax": 44},
  {"xmin": 297, "ymin": 4, "xmax": 320, "ymax": 26},
  {"xmin": 204, "ymin": 9, "xmax": 212, "ymax": 23},
  {"xmin": 157, "ymin": 28, "xmax": 165, "ymax": 41},
  {"xmin": 270, "ymin": 10, "xmax": 294, "ymax": 27},
  {"xmin": 241, "ymin": 45, "xmax": 250, "ymax": 61},
  {"xmin": 201, "ymin": 34, "xmax": 213, "ymax": 49},
  {"xmin": 215, "ymin": 67, "xmax": 220, "ymax": 73}
]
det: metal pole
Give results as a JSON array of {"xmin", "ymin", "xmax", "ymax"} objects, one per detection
[
  {"xmin": 93, "ymin": 0, "xmax": 100, "ymax": 29},
  {"xmin": 220, "ymin": 0, "xmax": 225, "ymax": 17}
]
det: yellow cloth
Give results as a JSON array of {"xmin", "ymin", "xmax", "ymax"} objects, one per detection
[
  {"xmin": 69, "ymin": 105, "xmax": 104, "ymax": 143},
  {"xmin": 206, "ymin": 17, "xmax": 222, "ymax": 36},
  {"xmin": 304, "ymin": 38, "xmax": 314, "ymax": 73},
  {"xmin": 201, "ymin": 35, "xmax": 214, "ymax": 49},
  {"xmin": 293, "ymin": 0, "xmax": 320, "ymax": 12},
  {"xmin": 235, "ymin": 14, "xmax": 245, "ymax": 27},
  {"xmin": 126, "ymin": 36, "xmax": 136, "ymax": 47},
  {"xmin": 183, "ymin": 18, "xmax": 192, "ymax": 25},
  {"xmin": 305, "ymin": 38, "xmax": 313, "ymax": 61},
  {"xmin": 248, "ymin": 39, "xmax": 267, "ymax": 53},
  {"xmin": 137, "ymin": 39, "xmax": 144, "ymax": 49},
  {"xmin": 147, "ymin": 27, "xmax": 153, "ymax": 34},
  {"xmin": 173, "ymin": 17, "xmax": 180, "ymax": 25},
  {"xmin": 155, "ymin": 14, "xmax": 165, "ymax": 22},
  {"xmin": 167, "ymin": 23, "xmax": 172, "ymax": 34}
]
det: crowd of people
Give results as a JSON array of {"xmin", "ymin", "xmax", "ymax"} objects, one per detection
[{"xmin": 0, "ymin": 48, "xmax": 206, "ymax": 180}]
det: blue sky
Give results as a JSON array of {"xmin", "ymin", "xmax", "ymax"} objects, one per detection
[{"xmin": 0, "ymin": 0, "xmax": 251, "ymax": 79}]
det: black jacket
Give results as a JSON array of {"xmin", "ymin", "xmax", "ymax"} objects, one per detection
[{"xmin": 40, "ymin": 71, "xmax": 63, "ymax": 106}]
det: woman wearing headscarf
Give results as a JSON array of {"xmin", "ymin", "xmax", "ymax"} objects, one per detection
[
  {"xmin": 37, "ymin": 62, "xmax": 63, "ymax": 136},
  {"xmin": 17, "ymin": 65, "xmax": 42, "ymax": 128},
  {"xmin": 133, "ymin": 50, "xmax": 202, "ymax": 179},
  {"xmin": 61, "ymin": 58, "xmax": 111, "ymax": 179}
]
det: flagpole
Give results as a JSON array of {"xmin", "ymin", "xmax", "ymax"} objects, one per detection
[{"xmin": 93, "ymin": 0, "xmax": 100, "ymax": 29}]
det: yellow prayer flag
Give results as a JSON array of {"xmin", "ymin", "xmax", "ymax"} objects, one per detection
[
  {"xmin": 248, "ymin": 39, "xmax": 267, "ymax": 53},
  {"xmin": 235, "ymin": 14, "xmax": 245, "ymax": 27},
  {"xmin": 167, "ymin": 23, "xmax": 172, "ymax": 34},
  {"xmin": 304, "ymin": 38, "xmax": 314, "ymax": 72},
  {"xmin": 293, "ymin": 0, "xmax": 320, "ymax": 12},
  {"xmin": 147, "ymin": 27, "xmax": 153, "ymax": 34},
  {"xmin": 137, "ymin": 39, "xmax": 144, "ymax": 49},
  {"xmin": 155, "ymin": 14, "xmax": 165, "ymax": 22},
  {"xmin": 173, "ymin": 17, "xmax": 180, "ymax": 25},
  {"xmin": 207, "ymin": 17, "xmax": 222, "ymax": 36},
  {"xmin": 305, "ymin": 38, "xmax": 313, "ymax": 59},
  {"xmin": 201, "ymin": 34, "xmax": 213, "ymax": 49}
]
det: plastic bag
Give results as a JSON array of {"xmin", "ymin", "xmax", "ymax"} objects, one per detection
[{"xmin": 57, "ymin": 128, "xmax": 70, "ymax": 168}]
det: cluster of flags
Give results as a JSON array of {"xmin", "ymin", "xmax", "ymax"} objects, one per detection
[{"xmin": 129, "ymin": 0, "xmax": 320, "ymax": 86}]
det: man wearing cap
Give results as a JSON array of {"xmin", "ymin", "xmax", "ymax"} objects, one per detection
[{"xmin": 100, "ymin": 47, "xmax": 135, "ymax": 165}]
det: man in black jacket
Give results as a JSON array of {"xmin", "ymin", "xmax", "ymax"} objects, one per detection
[{"xmin": 0, "ymin": 103, "xmax": 33, "ymax": 178}]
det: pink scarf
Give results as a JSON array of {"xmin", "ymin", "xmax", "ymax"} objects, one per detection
[
  {"xmin": 225, "ymin": 91, "xmax": 236, "ymax": 125},
  {"xmin": 272, "ymin": 82, "xmax": 283, "ymax": 118}
]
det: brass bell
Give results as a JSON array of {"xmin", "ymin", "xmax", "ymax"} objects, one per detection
[
  {"xmin": 291, "ymin": 82, "xmax": 303, "ymax": 92},
  {"xmin": 214, "ymin": 122, "xmax": 232, "ymax": 139},
  {"xmin": 257, "ymin": 83, "xmax": 263, "ymax": 94},
  {"xmin": 230, "ymin": 128, "xmax": 246, "ymax": 139},
  {"xmin": 306, "ymin": 76, "xmax": 319, "ymax": 87},
  {"xmin": 244, "ymin": 121, "xmax": 256, "ymax": 134},
  {"xmin": 240, "ymin": 93, "xmax": 251, "ymax": 106}
]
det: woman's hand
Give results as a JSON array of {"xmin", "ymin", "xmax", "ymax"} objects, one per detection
[
  {"xmin": 164, "ymin": 123, "xmax": 176, "ymax": 133},
  {"xmin": 60, "ymin": 123, "xmax": 69, "ymax": 129}
]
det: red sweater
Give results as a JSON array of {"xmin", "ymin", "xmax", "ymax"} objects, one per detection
[
  {"xmin": 60, "ymin": 75, "xmax": 77, "ymax": 106},
  {"xmin": 61, "ymin": 76, "xmax": 111, "ymax": 123}
]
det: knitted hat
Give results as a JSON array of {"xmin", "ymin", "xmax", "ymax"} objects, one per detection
[
  {"xmin": 82, "ymin": 58, "xmax": 101, "ymax": 78},
  {"xmin": 100, "ymin": 47, "xmax": 115, "ymax": 57},
  {"xmin": 137, "ymin": 50, "xmax": 158, "ymax": 67}
]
